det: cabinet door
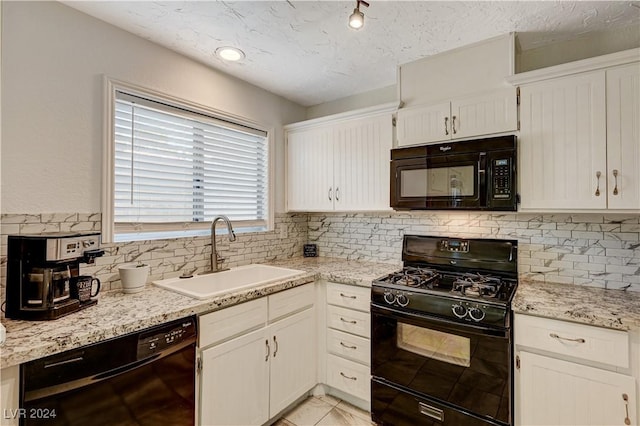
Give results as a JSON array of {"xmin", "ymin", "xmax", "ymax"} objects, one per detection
[
  {"xmin": 519, "ymin": 72, "xmax": 607, "ymax": 210},
  {"xmin": 200, "ymin": 328, "xmax": 270, "ymax": 426},
  {"xmin": 287, "ymin": 127, "xmax": 334, "ymax": 211},
  {"xmin": 519, "ymin": 351, "xmax": 637, "ymax": 426},
  {"xmin": 606, "ymin": 63, "xmax": 640, "ymax": 210},
  {"xmin": 396, "ymin": 102, "xmax": 451, "ymax": 146},
  {"xmin": 1, "ymin": 366, "xmax": 20, "ymax": 426},
  {"xmin": 269, "ymin": 308, "xmax": 316, "ymax": 415},
  {"xmin": 451, "ymin": 88, "xmax": 517, "ymax": 139},
  {"xmin": 333, "ymin": 114, "xmax": 393, "ymax": 211}
]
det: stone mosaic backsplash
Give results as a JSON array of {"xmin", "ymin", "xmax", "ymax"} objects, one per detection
[
  {"xmin": 306, "ymin": 212, "xmax": 640, "ymax": 292},
  {"xmin": 1, "ymin": 211, "xmax": 638, "ymax": 293},
  {"xmin": 0, "ymin": 213, "xmax": 308, "ymax": 292}
]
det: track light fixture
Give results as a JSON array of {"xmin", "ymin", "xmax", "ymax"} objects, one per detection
[{"xmin": 348, "ymin": 0, "xmax": 369, "ymax": 30}]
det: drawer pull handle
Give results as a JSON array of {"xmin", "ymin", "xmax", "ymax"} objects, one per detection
[
  {"xmin": 340, "ymin": 293, "xmax": 357, "ymax": 299},
  {"xmin": 340, "ymin": 372, "xmax": 357, "ymax": 381},
  {"xmin": 623, "ymin": 393, "xmax": 631, "ymax": 425},
  {"xmin": 340, "ymin": 317, "xmax": 357, "ymax": 324},
  {"xmin": 419, "ymin": 402, "xmax": 444, "ymax": 422},
  {"xmin": 549, "ymin": 333, "xmax": 585, "ymax": 343},
  {"xmin": 340, "ymin": 341, "xmax": 357, "ymax": 350}
]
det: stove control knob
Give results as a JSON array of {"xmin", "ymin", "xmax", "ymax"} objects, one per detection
[
  {"xmin": 468, "ymin": 307, "xmax": 485, "ymax": 322},
  {"xmin": 452, "ymin": 304, "xmax": 467, "ymax": 318},
  {"xmin": 396, "ymin": 293, "xmax": 409, "ymax": 307},
  {"xmin": 383, "ymin": 291, "xmax": 396, "ymax": 305}
]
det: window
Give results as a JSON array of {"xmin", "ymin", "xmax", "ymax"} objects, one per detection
[{"xmin": 103, "ymin": 80, "xmax": 271, "ymax": 242}]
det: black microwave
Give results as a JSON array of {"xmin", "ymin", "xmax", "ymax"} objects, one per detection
[{"xmin": 390, "ymin": 135, "xmax": 517, "ymax": 211}]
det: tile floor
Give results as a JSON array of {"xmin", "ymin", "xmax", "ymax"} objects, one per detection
[{"xmin": 275, "ymin": 394, "xmax": 374, "ymax": 426}]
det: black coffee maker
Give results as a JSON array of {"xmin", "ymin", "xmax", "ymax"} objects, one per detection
[{"xmin": 5, "ymin": 232, "xmax": 104, "ymax": 320}]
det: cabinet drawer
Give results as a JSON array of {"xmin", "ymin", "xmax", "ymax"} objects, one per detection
[
  {"xmin": 326, "ymin": 283, "xmax": 370, "ymax": 312},
  {"xmin": 327, "ymin": 305, "xmax": 370, "ymax": 338},
  {"xmin": 326, "ymin": 354, "xmax": 370, "ymax": 402},
  {"xmin": 269, "ymin": 283, "xmax": 314, "ymax": 322},
  {"xmin": 515, "ymin": 314, "xmax": 629, "ymax": 368},
  {"xmin": 327, "ymin": 329, "xmax": 370, "ymax": 366},
  {"xmin": 199, "ymin": 298, "xmax": 267, "ymax": 348}
]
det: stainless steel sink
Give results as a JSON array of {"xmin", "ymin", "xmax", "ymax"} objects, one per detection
[{"xmin": 152, "ymin": 264, "xmax": 306, "ymax": 300}]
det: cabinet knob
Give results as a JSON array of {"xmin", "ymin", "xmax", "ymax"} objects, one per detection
[
  {"xmin": 612, "ymin": 169, "xmax": 619, "ymax": 196},
  {"xmin": 444, "ymin": 117, "xmax": 449, "ymax": 135},
  {"xmin": 452, "ymin": 115, "xmax": 457, "ymax": 134},
  {"xmin": 595, "ymin": 171, "xmax": 601, "ymax": 196},
  {"xmin": 328, "ymin": 187, "xmax": 332, "ymax": 201}
]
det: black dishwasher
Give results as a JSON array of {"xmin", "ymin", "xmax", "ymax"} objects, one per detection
[{"xmin": 20, "ymin": 316, "xmax": 197, "ymax": 426}]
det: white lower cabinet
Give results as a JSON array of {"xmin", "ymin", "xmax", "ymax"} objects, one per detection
[
  {"xmin": 324, "ymin": 282, "xmax": 371, "ymax": 406},
  {"xmin": 200, "ymin": 328, "xmax": 270, "ymax": 426},
  {"xmin": 1, "ymin": 366, "xmax": 20, "ymax": 426},
  {"xmin": 515, "ymin": 314, "xmax": 637, "ymax": 426},
  {"xmin": 198, "ymin": 284, "xmax": 316, "ymax": 426},
  {"xmin": 269, "ymin": 309, "xmax": 316, "ymax": 415},
  {"xmin": 519, "ymin": 351, "xmax": 636, "ymax": 426}
]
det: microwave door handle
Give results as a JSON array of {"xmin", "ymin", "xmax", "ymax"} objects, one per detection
[{"xmin": 478, "ymin": 154, "xmax": 487, "ymax": 206}]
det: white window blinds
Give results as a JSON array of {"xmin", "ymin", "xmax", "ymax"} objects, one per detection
[{"xmin": 113, "ymin": 91, "xmax": 268, "ymax": 237}]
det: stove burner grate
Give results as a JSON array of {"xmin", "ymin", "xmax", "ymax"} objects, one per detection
[
  {"xmin": 452, "ymin": 272, "xmax": 503, "ymax": 297},
  {"xmin": 386, "ymin": 267, "xmax": 440, "ymax": 289}
]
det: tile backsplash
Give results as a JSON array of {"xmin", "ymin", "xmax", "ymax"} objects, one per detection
[
  {"xmin": 1, "ymin": 211, "xmax": 638, "ymax": 292},
  {"xmin": 0, "ymin": 213, "xmax": 307, "ymax": 291},
  {"xmin": 307, "ymin": 212, "xmax": 640, "ymax": 292}
]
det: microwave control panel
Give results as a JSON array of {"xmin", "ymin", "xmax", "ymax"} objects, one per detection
[{"xmin": 492, "ymin": 158, "xmax": 512, "ymax": 199}]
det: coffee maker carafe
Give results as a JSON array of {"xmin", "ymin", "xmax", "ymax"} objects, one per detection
[{"xmin": 5, "ymin": 232, "xmax": 104, "ymax": 320}]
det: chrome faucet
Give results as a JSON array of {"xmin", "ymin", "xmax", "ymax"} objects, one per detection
[{"xmin": 210, "ymin": 215, "xmax": 236, "ymax": 273}]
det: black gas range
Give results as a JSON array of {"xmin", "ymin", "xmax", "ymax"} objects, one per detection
[{"xmin": 371, "ymin": 235, "xmax": 518, "ymax": 426}]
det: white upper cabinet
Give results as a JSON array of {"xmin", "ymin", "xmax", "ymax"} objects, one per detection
[
  {"xmin": 396, "ymin": 33, "xmax": 517, "ymax": 148},
  {"xmin": 396, "ymin": 102, "xmax": 450, "ymax": 145},
  {"xmin": 518, "ymin": 71, "xmax": 607, "ymax": 210},
  {"xmin": 511, "ymin": 48, "xmax": 640, "ymax": 212},
  {"xmin": 287, "ymin": 127, "xmax": 334, "ymax": 211},
  {"xmin": 286, "ymin": 105, "xmax": 395, "ymax": 212},
  {"xmin": 606, "ymin": 62, "xmax": 640, "ymax": 210},
  {"xmin": 396, "ymin": 89, "xmax": 518, "ymax": 147}
]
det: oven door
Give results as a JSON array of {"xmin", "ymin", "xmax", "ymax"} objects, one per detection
[
  {"xmin": 390, "ymin": 152, "xmax": 486, "ymax": 210},
  {"xmin": 371, "ymin": 303, "xmax": 511, "ymax": 426}
]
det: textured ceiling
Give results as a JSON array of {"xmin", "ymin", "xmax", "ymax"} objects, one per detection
[{"xmin": 63, "ymin": 1, "xmax": 640, "ymax": 106}]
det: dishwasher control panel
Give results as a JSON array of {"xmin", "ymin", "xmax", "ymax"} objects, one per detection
[{"xmin": 137, "ymin": 317, "xmax": 197, "ymax": 359}]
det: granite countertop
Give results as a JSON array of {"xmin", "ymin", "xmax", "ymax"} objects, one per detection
[
  {"xmin": 0, "ymin": 257, "xmax": 399, "ymax": 369},
  {"xmin": 513, "ymin": 279, "xmax": 640, "ymax": 332},
  {"xmin": 4, "ymin": 254, "xmax": 637, "ymax": 369}
]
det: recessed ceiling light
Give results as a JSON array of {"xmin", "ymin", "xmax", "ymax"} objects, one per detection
[{"xmin": 215, "ymin": 46, "xmax": 245, "ymax": 62}]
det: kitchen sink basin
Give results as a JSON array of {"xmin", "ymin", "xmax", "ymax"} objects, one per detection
[{"xmin": 152, "ymin": 264, "xmax": 307, "ymax": 300}]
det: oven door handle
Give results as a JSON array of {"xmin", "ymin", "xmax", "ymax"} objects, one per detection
[{"xmin": 371, "ymin": 303, "xmax": 509, "ymax": 339}]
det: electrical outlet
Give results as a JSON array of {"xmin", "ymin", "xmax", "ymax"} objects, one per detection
[{"xmin": 279, "ymin": 225, "xmax": 287, "ymax": 239}]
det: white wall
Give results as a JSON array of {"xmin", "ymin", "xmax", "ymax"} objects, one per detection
[
  {"xmin": 517, "ymin": 24, "xmax": 640, "ymax": 73},
  {"xmin": 1, "ymin": 1, "xmax": 306, "ymax": 214},
  {"xmin": 305, "ymin": 85, "xmax": 396, "ymax": 120}
]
